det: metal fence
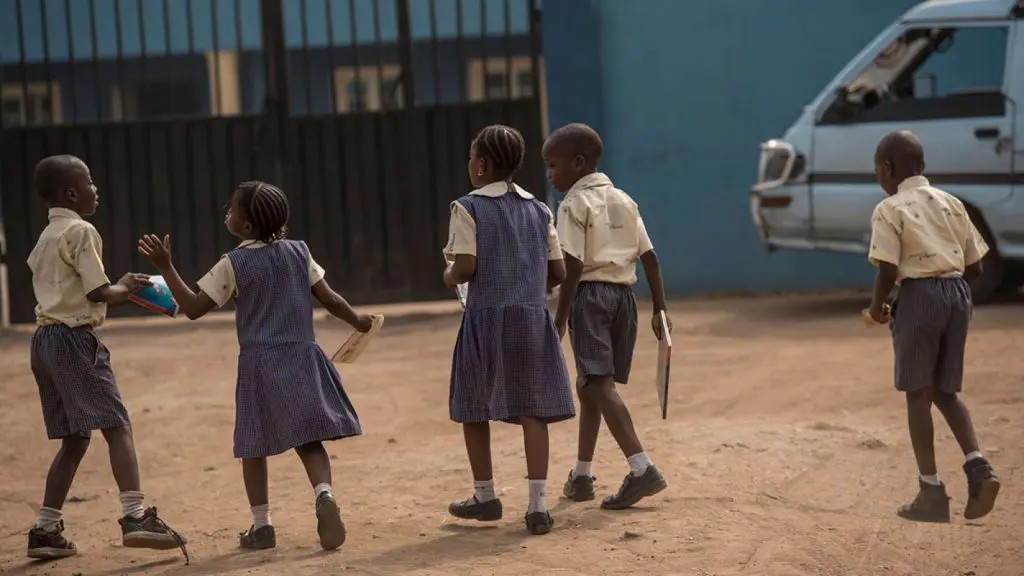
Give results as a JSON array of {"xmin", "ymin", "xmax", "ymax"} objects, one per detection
[{"xmin": 0, "ymin": 0, "xmax": 546, "ymax": 324}]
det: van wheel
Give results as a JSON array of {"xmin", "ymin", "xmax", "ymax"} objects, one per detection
[{"xmin": 967, "ymin": 208, "xmax": 1002, "ymax": 304}]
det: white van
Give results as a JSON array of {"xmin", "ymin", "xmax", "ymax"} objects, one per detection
[{"xmin": 750, "ymin": 0, "xmax": 1024, "ymax": 301}]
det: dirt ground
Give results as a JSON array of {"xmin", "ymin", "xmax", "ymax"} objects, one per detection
[{"xmin": 1, "ymin": 292, "xmax": 1022, "ymax": 576}]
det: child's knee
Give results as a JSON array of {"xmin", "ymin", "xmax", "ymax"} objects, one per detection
[
  {"xmin": 295, "ymin": 441, "xmax": 324, "ymax": 457},
  {"xmin": 100, "ymin": 424, "xmax": 133, "ymax": 442},
  {"xmin": 61, "ymin": 435, "xmax": 91, "ymax": 457},
  {"xmin": 905, "ymin": 388, "xmax": 934, "ymax": 406},
  {"xmin": 933, "ymin": 392, "xmax": 958, "ymax": 409}
]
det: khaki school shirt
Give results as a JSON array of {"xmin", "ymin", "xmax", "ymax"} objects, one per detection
[
  {"xmin": 28, "ymin": 208, "xmax": 111, "ymax": 327},
  {"xmin": 444, "ymin": 181, "xmax": 562, "ymax": 260},
  {"xmin": 556, "ymin": 173, "xmax": 653, "ymax": 285},
  {"xmin": 868, "ymin": 175, "xmax": 988, "ymax": 281},
  {"xmin": 197, "ymin": 240, "xmax": 326, "ymax": 307}
]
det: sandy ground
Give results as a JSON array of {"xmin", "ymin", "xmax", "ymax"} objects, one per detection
[{"xmin": 1, "ymin": 292, "xmax": 1023, "ymax": 576}]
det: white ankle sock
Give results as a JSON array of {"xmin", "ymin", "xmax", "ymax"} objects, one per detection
[
  {"xmin": 626, "ymin": 452, "xmax": 652, "ymax": 477},
  {"xmin": 920, "ymin": 473, "xmax": 942, "ymax": 486},
  {"xmin": 527, "ymin": 479, "xmax": 547, "ymax": 514},
  {"xmin": 314, "ymin": 482, "xmax": 333, "ymax": 501},
  {"xmin": 572, "ymin": 461, "xmax": 593, "ymax": 479},
  {"xmin": 473, "ymin": 479, "xmax": 496, "ymax": 503},
  {"xmin": 36, "ymin": 506, "xmax": 62, "ymax": 532},
  {"xmin": 251, "ymin": 504, "xmax": 271, "ymax": 529},
  {"xmin": 965, "ymin": 451, "xmax": 983, "ymax": 463},
  {"xmin": 119, "ymin": 490, "xmax": 145, "ymax": 519}
]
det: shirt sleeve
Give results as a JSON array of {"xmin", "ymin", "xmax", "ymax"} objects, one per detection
[
  {"xmin": 868, "ymin": 202, "xmax": 901, "ymax": 267},
  {"xmin": 637, "ymin": 214, "xmax": 654, "ymax": 256},
  {"xmin": 556, "ymin": 197, "xmax": 587, "ymax": 261},
  {"xmin": 444, "ymin": 201, "xmax": 477, "ymax": 257},
  {"xmin": 69, "ymin": 224, "xmax": 110, "ymax": 293},
  {"xmin": 196, "ymin": 256, "xmax": 236, "ymax": 308},
  {"xmin": 308, "ymin": 255, "xmax": 326, "ymax": 286},
  {"xmin": 962, "ymin": 219, "xmax": 990, "ymax": 267}
]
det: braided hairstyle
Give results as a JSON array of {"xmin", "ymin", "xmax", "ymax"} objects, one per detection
[
  {"xmin": 472, "ymin": 125, "xmax": 526, "ymax": 181},
  {"xmin": 234, "ymin": 181, "xmax": 290, "ymax": 243}
]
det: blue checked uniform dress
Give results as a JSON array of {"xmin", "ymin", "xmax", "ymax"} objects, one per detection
[
  {"xmin": 227, "ymin": 240, "xmax": 361, "ymax": 458},
  {"xmin": 449, "ymin": 188, "xmax": 575, "ymax": 424}
]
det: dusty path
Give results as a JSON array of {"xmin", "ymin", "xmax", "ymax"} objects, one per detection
[{"xmin": 1, "ymin": 292, "xmax": 1021, "ymax": 575}]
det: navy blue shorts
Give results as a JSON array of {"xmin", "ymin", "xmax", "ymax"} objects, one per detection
[
  {"xmin": 890, "ymin": 277, "xmax": 972, "ymax": 394},
  {"xmin": 31, "ymin": 324, "xmax": 131, "ymax": 439},
  {"xmin": 569, "ymin": 282, "xmax": 638, "ymax": 386}
]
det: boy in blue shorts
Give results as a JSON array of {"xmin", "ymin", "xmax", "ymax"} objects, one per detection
[
  {"xmin": 26, "ymin": 155, "xmax": 187, "ymax": 560},
  {"xmin": 544, "ymin": 123, "xmax": 671, "ymax": 509},
  {"xmin": 866, "ymin": 131, "xmax": 999, "ymax": 522}
]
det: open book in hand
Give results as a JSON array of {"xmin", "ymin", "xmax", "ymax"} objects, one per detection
[{"xmin": 330, "ymin": 314, "xmax": 384, "ymax": 364}]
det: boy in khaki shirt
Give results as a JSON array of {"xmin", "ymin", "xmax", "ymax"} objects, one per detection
[
  {"xmin": 866, "ymin": 131, "xmax": 999, "ymax": 523},
  {"xmin": 545, "ymin": 123, "xmax": 671, "ymax": 509},
  {"xmin": 25, "ymin": 155, "xmax": 187, "ymax": 562}
]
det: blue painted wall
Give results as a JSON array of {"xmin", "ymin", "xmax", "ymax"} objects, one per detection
[{"xmin": 543, "ymin": 0, "xmax": 921, "ymax": 296}]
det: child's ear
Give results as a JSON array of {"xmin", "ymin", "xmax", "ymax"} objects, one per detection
[
  {"xmin": 64, "ymin": 187, "xmax": 78, "ymax": 203},
  {"xmin": 572, "ymin": 154, "xmax": 586, "ymax": 172}
]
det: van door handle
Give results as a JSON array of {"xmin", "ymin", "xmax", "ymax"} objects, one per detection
[{"xmin": 975, "ymin": 127, "xmax": 1000, "ymax": 139}]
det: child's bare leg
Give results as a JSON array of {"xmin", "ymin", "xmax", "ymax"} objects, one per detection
[
  {"xmin": 933, "ymin": 393, "xmax": 980, "ymax": 455},
  {"xmin": 295, "ymin": 442, "xmax": 332, "ymax": 487},
  {"xmin": 463, "ymin": 422, "xmax": 493, "ymax": 481},
  {"xmin": 449, "ymin": 422, "xmax": 502, "ymax": 522},
  {"xmin": 42, "ymin": 436, "xmax": 91, "ymax": 510},
  {"xmin": 576, "ymin": 383, "xmax": 603, "ymax": 463},
  {"xmin": 588, "ymin": 376, "xmax": 644, "ymax": 457},
  {"xmin": 296, "ymin": 442, "xmax": 344, "ymax": 550},
  {"xmin": 905, "ymin": 389, "xmax": 937, "ymax": 476},
  {"xmin": 241, "ymin": 458, "xmax": 269, "ymax": 507},
  {"xmin": 521, "ymin": 417, "xmax": 549, "ymax": 481},
  {"xmin": 588, "ymin": 377, "xmax": 667, "ymax": 510},
  {"xmin": 101, "ymin": 426, "xmax": 140, "ymax": 492}
]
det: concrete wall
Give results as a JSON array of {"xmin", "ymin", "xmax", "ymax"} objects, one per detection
[{"xmin": 543, "ymin": 0, "xmax": 920, "ymax": 296}]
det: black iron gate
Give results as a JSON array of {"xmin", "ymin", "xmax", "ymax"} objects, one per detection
[{"xmin": 0, "ymin": 0, "xmax": 545, "ymax": 324}]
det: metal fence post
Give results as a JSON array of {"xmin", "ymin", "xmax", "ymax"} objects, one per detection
[
  {"xmin": 259, "ymin": 0, "xmax": 290, "ymax": 184},
  {"xmin": 396, "ymin": 0, "xmax": 416, "ymax": 108}
]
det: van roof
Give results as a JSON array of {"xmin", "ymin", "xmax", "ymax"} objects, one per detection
[{"xmin": 902, "ymin": 0, "xmax": 1020, "ymax": 23}]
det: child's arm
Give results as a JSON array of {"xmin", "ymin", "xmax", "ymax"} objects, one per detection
[
  {"xmin": 548, "ymin": 259, "xmax": 566, "ymax": 290},
  {"xmin": 444, "ymin": 255, "xmax": 476, "ymax": 287},
  {"xmin": 554, "ymin": 254, "xmax": 582, "ymax": 339},
  {"xmin": 312, "ymin": 279, "xmax": 374, "ymax": 332},
  {"xmin": 138, "ymin": 234, "xmax": 217, "ymax": 320},
  {"xmin": 869, "ymin": 262, "xmax": 898, "ymax": 323},
  {"xmin": 639, "ymin": 249, "xmax": 672, "ymax": 339}
]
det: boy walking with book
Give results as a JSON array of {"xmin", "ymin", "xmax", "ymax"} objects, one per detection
[{"xmin": 545, "ymin": 123, "xmax": 671, "ymax": 509}]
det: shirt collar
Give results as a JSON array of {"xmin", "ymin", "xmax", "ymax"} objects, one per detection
[
  {"xmin": 237, "ymin": 240, "xmax": 267, "ymax": 250},
  {"xmin": 567, "ymin": 172, "xmax": 614, "ymax": 195},
  {"xmin": 469, "ymin": 181, "xmax": 534, "ymax": 199},
  {"xmin": 897, "ymin": 175, "xmax": 930, "ymax": 194},
  {"xmin": 48, "ymin": 207, "xmax": 83, "ymax": 222}
]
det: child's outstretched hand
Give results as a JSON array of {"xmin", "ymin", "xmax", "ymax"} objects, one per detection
[
  {"xmin": 138, "ymin": 234, "xmax": 172, "ymax": 270},
  {"xmin": 652, "ymin": 310, "xmax": 673, "ymax": 340}
]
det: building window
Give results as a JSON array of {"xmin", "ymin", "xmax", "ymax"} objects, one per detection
[
  {"xmin": 467, "ymin": 57, "xmax": 541, "ymax": 102},
  {"xmin": 332, "ymin": 65, "xmax": 404, "ymax": 113},
  {"xmin": 1, "ymin": 83, "xmax": 62, "ymax": 126},
  {"xmin": 111, "ymin": 82, "xmax": 205, "ymax": 121}
]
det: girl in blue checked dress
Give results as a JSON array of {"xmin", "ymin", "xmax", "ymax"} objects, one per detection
[
  {"xmin": 138, "ymin": 181, "xmax": 370, "ymax": 552},
  {"xmin": 443, "ymin": 125, "xmax": 576, "ymax": 535}
]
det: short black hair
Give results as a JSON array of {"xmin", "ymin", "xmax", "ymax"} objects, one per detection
[
  {"xmin": 234, "ymin": 181, "xmax": 290, "ymax": 243},
  {"xmin": 33, "ymin": 154, "xmax": 87, "ymax": 203},
  {"xmin": 543, "ymin": 123, "xmax": 603, "ymax": 166},
  {"xmin": 472, "ymin": 124, "xmax": 526, "ymax": 180}
]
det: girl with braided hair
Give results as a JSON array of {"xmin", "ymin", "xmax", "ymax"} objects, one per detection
[
  {"xmin": 443, "ymin": 125, "xmax": 576, "ymax": 535},
  {"xmin": 138, "ymin": 181, "xmax": 371, "ymax": 552}
]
